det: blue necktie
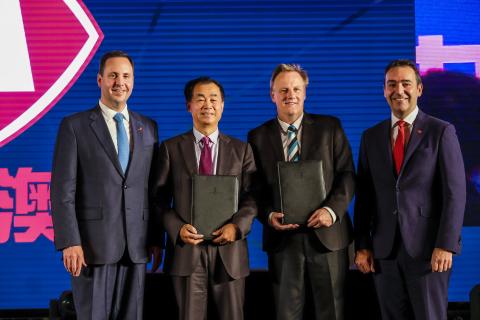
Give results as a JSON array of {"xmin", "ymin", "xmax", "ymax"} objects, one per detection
[
  {"xmin": 287, "ymin": 125, "xmax": 300, "ymax": 162},
  {"xmin": 113, "ymin": 113, "xmax": 129, "ymax": 173}
]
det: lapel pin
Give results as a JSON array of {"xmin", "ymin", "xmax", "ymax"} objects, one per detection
[{"xmin": 416, "ymin": 129, "xmax": 423, "ymax": 134}]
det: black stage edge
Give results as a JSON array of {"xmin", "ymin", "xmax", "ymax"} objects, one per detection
[{"xmin": 0, "ymin": 270, "xmax": 473, "ymax": 319}]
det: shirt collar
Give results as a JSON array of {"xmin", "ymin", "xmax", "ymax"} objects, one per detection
[
  {"xmin": 193, "ymin": 127, "xmax": 219, "ymax": 144},
  {"xmin": 391, "ymin": 106, "xmax": 418, "ymax": 128},
  {"xmin": 277, "ymin": 113, "xmax": 304, "ymax": 133},
  {"xmin": 99, "ymin": 100, "xmax": 130, "ymax": 122}
]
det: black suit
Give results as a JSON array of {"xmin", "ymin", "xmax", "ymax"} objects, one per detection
[
  {"xmin": 248, "ymin": 113, "xmax": 355, "ymax": 320},
  {"xmin": 51, "ymin": 106, "xmax": 161, "ymax": 319}
]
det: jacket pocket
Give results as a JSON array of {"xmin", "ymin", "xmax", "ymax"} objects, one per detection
[
  {"xmin": 77, "ymin": 207, "xmax": 102, "ymax": 220},
  {"xmin": 418, "ymin": 206, "xmax": 432, "ymax": 218}
]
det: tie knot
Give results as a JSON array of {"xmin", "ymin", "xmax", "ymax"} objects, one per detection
[
  {"xmin": 288, "ymin": 125, "xmax": 298, "ymax": 133},
  {"xmin": 201, "ymin": 136, "xmax": 211, "ymax": 148},
  {"xmin": 396, "ymin": 120, "xmax": 407, "ymax": 128},
  {"xmin": 113, "ymin": 113, "xmax": 124, "ymax": 123}
]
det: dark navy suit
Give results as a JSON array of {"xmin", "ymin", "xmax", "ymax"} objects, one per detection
[
  {"xmin": 355, "ymin": 110, "xmax": 466, "ymax": 319},
  {"xmin": 51, "ymin": 105, "xmax": 160, "ymax": 319}
]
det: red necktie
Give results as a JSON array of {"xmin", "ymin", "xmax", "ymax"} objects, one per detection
[
  {"xmin": 393, "ymin": 120, "xmax": 407, "ymax": 174},
  {"xmin": 199, "ymin": 136, "xmax": 213, "ymax": 175}
]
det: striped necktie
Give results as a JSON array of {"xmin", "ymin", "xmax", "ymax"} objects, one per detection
[
  {"xmin": 287, "ymin": 125, "xmax": 300, "ymax": 162},
  {"xmin": 113, "ymin": 112, "xmax": 129, "ymax": 173}
]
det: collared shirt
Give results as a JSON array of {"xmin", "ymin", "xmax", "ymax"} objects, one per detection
[
  {"xmin": 277, "ymin": 114, "xmax": 304, "ymax": 161},
  {"xmin": 193, "ymin": 127, "xmax": 220, "ymax": 175},
  {"xmin": 272, "ymin": 113, "xmax": 336, "ymax": 224},
  {"xmin": 391, "ymin": 106, "xmax": 418, "ymax": 148},
  {"xmin": 99, "ymin": 101, "xmax": 131, "ymax": 154}
]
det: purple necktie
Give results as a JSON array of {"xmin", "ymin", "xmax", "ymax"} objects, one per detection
[{"xmin": 199, "ymin": 136, "xmax": 213, "ymax": 175}]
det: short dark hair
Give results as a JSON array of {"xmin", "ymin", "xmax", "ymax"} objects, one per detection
[
  {"xmin": 384, "ymin": 59, "xmax": 422, "ymax": 85},
  {"xmin": 98, "ymin": 50, "xmax": 134, "ymax": 75},
  {"xmin": 184, "ymin": 77, "xmax": 225, "ymax": 103}
]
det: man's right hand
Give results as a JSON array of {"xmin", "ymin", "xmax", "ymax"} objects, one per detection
[
  {"xmin": 355, "ymin": 249, "xmax": 375, "ymax": 274},
  {"xmin": 63, "ymin": 245, "xmax": 87, "ymax": 277},
  {"xmin": 179, "ymin": 224, "xmax": 204, "ymax": 245},
  {"xmin": 269, "ymin": 212, "xmax": 300, "ymax": 231}
]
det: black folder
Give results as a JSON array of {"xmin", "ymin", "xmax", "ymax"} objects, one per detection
[
  {"xmin": 191, "ymin": 175, "xmax": 239, "ymax": 240},
  {"xmin": 277, "ymin": 160, "xmax": 326, "ymax": 225}
]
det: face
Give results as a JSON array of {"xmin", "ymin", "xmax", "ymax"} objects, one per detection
[
  {"xmin": 271, "ymin": 71, "xmax": 306, "ymax": 123},
  {"xmin": 188, "ymin": 82, "xmax": 224, "ymax": 130},
  {"xmin": 97, "ymin": 57, "xmax": 134, "ymax": 111},
  {"xmin": 384, "ymin": 66, "xmax": 423, "ymax": 119}
]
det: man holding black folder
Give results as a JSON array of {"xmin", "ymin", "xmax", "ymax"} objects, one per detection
[
  {"xmin": 248, "ymin": 64, "xmax": 355, "ymax": 320},
  {"xmin": 154, "ymin": 77, "xmax": 257, "ymax": 320}
]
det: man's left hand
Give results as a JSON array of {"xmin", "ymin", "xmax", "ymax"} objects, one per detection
[
  {"xmin": 149, "ymin": 246, "xmax": 163, "ymax": 272},
  {"xmin": 212, "ymin": 223, "xmax": 238, "ymax": 245},
  {"xmin": 307, "ymin": 208, "xmax": 333, "ymax": 228},
  {"xmin": 431, "ymin": 248, "xmax": 453, "ymax": 272}
]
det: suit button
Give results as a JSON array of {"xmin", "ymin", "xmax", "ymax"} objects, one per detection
[
  {"xmin": 123, "ymin": 185, "xmax": 128, "ymax": 189},
  {"xmin": 393, "ymin": 210, "xmax": 398, "ymax": 215}
]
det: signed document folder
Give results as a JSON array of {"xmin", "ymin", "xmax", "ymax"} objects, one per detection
[
  {"xmin": 277, "ymin": 160, "xmax": 326, "ymax": 225},
  {"xmin": 191, "ymin": 175, "xmax": 239, "ymax": 240}
]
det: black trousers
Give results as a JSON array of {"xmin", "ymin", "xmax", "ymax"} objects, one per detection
[{"xmin": 269, "ymin": 232, "xmax": 348, "ymax": 320}]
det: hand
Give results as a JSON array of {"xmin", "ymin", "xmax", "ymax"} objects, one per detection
[
  {"xmin": 307, "ymin": 208, "xmax": 333, "ymax": 228},
  {"xmin": 269, "ymin": 212, "xmax": 299, "ymax": 231},
  {"xmin": 149, "ymin": 246, "xmax": 163, "ymax": 272},
  {"xmin": 212, "ymin": 223, "xmax": 238, "ymax": 245},
  {"xmin": 355, "ymin": 249, "xmax": 375, "ymax": 273},
  {"xmin": 63, "ymin": 245, "xmax": 87, "ymax": 277},
  {"xmin": 179, "ymin": 224, "xmax": 204, "ymax": 245},
  {"xmin": 431, "ymin": 248, "xmax": 453, "ymax": 272}
]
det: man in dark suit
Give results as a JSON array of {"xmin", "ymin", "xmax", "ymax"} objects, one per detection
[
  {"xmin": 354, "ymin": 59, "xmax": 466, "ymax": 320},
  {"xmin": 154, "ymin": 77, "xmax": 257, "ymax": 320},
  {"xmin": 248, "ymin": 64, "xmax": 355, "ymax": 320},
  {"xmin": 50, "ymin": 51, "xmax": 162, "ymax": 320}
]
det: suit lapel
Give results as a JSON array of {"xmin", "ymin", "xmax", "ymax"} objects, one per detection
[
  {"xmin": 377, "ymin": 119, "xmax": 395, "ymax": 177},
  {"xmin": 216, "ymin": 133, "xmax": 233, "ymax": 175},
  {"xmin": 300, "ymin": 113, "xmax": 314, "ymax": 160},
  {"xmin": 400, "ymin": 110, "xmax": 427, "ymax": 176},
  {"xmin": 179, "ymin": 131, "xmax": 198, "ymax": 175},
  {"xmin": 89, "ymin": 106, "xmax": 124, "ymax": 177},
  {"xmin": 126, "ymin": 111, "xmax": 144, "ymax": 179},
  {"xmin": 266, "ymin": 120, "xmax": 285, "ymax": 161}
]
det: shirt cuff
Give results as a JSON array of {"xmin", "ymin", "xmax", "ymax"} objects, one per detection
[{"xmin": 323, "ymin": 207, "xmax": 337, "ymax": 223}]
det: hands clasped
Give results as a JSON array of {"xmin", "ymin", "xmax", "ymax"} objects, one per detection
[{"xmin": 179, "ymin": 223, "xmax": 238, "ymax": 246}]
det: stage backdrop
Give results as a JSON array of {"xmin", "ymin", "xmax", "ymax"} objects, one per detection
[{"xmin": 0, "ymin": 0, "xmax": 478, "ymax": 309}]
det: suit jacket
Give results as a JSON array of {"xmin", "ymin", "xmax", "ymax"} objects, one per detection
[
  {"xmin": 247, "ymin": 113, "xmax": 355, "ymax": 253},
  {"xmin": 354, "ymin": 110, "xmax": 466, "ymax": 259},
  {"xmin": 51, "ymin": 105, "xmax": 161, "ymax": 264},
  {"xmin": 154, "ymin": 131, "xmax": 257, "ymax": 278}
]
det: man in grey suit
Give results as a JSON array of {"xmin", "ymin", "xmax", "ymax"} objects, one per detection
[
  {"xmin": 51, "ymin": 51, "xmax": 162, "ymax": 320},
  {"xmin": 354, "ymin": 59, "xmax": 466, "ymax": 319},
  {"xmin": 154, "ymin": 77, "xmax": 257, "ymax": 320},
  {"xmin": 248, "ymin": 64, "xmax": 355, "ymax": 320}
]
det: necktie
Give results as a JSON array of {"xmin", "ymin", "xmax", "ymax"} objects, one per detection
[
  {"xmin": 393, "ymin": 120, "xmax": 407, "ymax": 174},
  {"xmin": 113, "ymin": 113, "xmax": 129, "ymax": 173},
  {"xmin": 287, "ymin": 125, "xmax": 300, "ymax": 162},
  {"xmin": 199, "ymin": 136, "xmax": 213, "ymax": 175}
]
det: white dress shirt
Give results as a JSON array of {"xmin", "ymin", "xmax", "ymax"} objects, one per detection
[{"xmin": 99, "ymin": 101, "xmax": 131, "ymax": 154}]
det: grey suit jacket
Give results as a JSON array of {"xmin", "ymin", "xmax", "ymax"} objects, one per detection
[
  {"xmin": 247, "ymin": 113, "xmax": 355, "ymax": 253},
  {"xmin": 50, "ymin": 105, "xmax": 161, "ymax": 264},
  {"xmin": 354, "ymin": 110, "xmax": 466, "ymax": 259},
  {"xmin": 154, "ymin": 131, "xmax": 257, "ymax": 278}
]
